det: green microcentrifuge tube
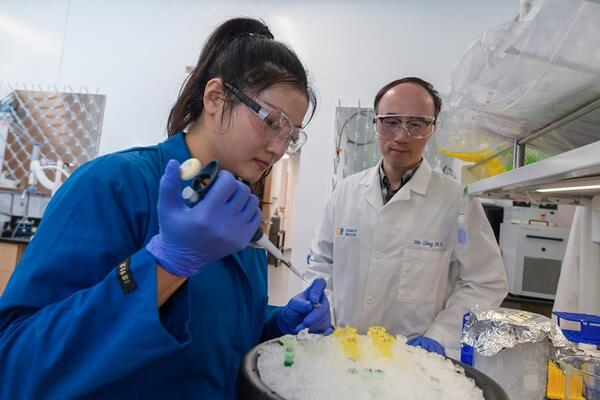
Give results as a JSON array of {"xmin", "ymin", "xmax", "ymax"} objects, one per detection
[{"xmin": 281, "ymin": 335, "xmax": 296, "ymax": 367}]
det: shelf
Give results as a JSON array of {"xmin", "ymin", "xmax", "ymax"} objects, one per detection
[{"xmin": 467, "ymin": 140, "xmax": 600, "ymax": 205}]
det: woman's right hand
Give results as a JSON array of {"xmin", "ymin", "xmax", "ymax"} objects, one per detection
[{"xmin": 146, "ymin": 159, "xmax": 263, "ymax": 277}]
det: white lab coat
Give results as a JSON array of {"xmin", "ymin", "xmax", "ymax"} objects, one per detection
[
  {"xmin": 306, "ymin": 159, "xmax": 508, "ymax": 357},
  {"xmin": 553, "ymin": 206, "xmax": 600, "ymax": 316}
]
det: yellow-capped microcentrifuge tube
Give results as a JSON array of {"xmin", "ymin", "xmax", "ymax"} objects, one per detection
[
  {"xmin": 340, "ymin": 334, "xmax": 360, "ymax": 360},
  {"xmin": 334, "ymin": 325, "xmax": 362, "ymax": 360},
  {"xmin": 367, "ymin": 326, "xmax": 395, "ymax": 358},
  {"xmin": 374, "ymin": 334, "xmax": 394, "ymax": 358},
  {"xmin": 367, "ymin": 326, "xmax": 387, "ymax": 338},
  {"xmin": 345, "ymin": 325, "xmax": 358, "ymax": 335}
]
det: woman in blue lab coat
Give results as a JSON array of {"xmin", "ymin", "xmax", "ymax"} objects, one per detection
[{"xmin": 0, "ymin": 18, "xmax": 332, "ymax": 399}]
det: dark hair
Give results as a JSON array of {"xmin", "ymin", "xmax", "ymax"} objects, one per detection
[
  {"xmin": 373, "ymin": 77, "xmax": 442, "ymax": 118},
  {"xmin": 167, "ymin": 17, "xmax": 317, "ymax": 136}
]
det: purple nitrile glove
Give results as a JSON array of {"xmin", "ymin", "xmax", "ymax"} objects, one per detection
[
  {"xmin": 277, "ymin": 278, "xmax": 334, "ymax": 335},
  {"xmin": 146, "ymin": 159, "xmax": 263, "ymax": 277},
  {"xmin": 407, "ymin": 336, "xmax": 445, "ymax": 356}
]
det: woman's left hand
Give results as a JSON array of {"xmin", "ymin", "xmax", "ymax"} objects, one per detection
[{"xmin": 277, "ymin": 278, "xmax": 334, "ymax": 335}]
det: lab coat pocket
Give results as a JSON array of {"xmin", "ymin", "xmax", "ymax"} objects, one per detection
[{"xmin": 397, "ymin": 248, "xmax": 449, "ymax": 303}]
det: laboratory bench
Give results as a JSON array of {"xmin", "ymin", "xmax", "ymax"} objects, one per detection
[
  {"xmin": 501, "ymin": 293, "xmax": 554, "ymax": 318},
  {"xmin": 0, "ymin": 237, "xmax": 29, "ymax": 295}
]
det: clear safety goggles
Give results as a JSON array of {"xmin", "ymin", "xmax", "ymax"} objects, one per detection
[
  {"xmin": 373, "ymin": 114, "xmax": 436, "ymax": 139},
  {"xmin": 224, "ymin": 82, "xmax": 307, "ymax": 154}
]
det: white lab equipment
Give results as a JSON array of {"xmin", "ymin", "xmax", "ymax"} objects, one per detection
[
  {"xmin": 553, "ymin": 202, "xmax": 600, "ymax": 317},
  {"xmin": 500, "ymin": 222, "xmax": 569, "ymax": 300},
  {"xmin": 503, "ymin": 202, "xmax": 559, "ymax": 226},
  {"xmin": 27, "ymin": 143, "xmax": 70, "ymax": 196}
]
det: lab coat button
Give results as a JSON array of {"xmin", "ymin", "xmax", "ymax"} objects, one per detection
[
  {"xmin": 366, "ymin": 296, "xmax": 375, "ymax": 305},
  {"xmin": 374, "ymin": 252, "xmax": 383, "ymax": 260}
]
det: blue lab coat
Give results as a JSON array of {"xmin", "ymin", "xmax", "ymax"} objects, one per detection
[{"xmin": 0, "ymin": 133, "xmax": 282, "ymax": 399}]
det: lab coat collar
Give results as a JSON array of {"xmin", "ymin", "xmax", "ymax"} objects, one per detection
[
  {"xmin": 360, "ymin": 161, "xmax": 385, "ymax": 211},
  {"xmin": 360, "ymin": 158, "xmax": 432, "ymax": 209},
  {"xmin": 359, "ymin": 161, "xmax": 381, "ymax": 187},
  {"xmin": 403, "ymin": 158, "xmax": 432, "ymax": 197},
  {"xmin": 157, "ymin": 132, "xmax": 192, "ymax": 173}
]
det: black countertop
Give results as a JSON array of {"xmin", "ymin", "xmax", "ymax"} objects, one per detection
[
  {"xmin": 0, "ymin": 236, "xmax": 31, "ymax": 245},
  {"xmin": 504, "ymin": 293, "xmax": 555, "ymax": 306}
]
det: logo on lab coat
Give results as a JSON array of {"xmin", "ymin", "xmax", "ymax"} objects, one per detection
[{"xmin": 335, "ymin": 226, "xmax": 358, "ymax": 237}]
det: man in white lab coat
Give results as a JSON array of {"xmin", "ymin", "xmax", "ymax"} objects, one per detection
[{"xmin": 306, "ymin": 77, "xmax": 508, "ymax": 358}]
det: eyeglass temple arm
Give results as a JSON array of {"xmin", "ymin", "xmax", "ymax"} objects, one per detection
[{"xmin": 223, "ymin": 81, "xmax": 268, "ymax": 118}]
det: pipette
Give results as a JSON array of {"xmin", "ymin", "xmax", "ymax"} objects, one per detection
[
  {"xmin": 250, "ymin": 229, "xmax": 306, "ymax": 282},
  {"xmin": 179, "ymin": 158, "xmax": 307, "ymax": 282}
]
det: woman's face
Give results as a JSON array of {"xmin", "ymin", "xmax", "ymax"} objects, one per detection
[{"xmin": 214, "ymin": 83, "xmax": 309, "ymax": 182}]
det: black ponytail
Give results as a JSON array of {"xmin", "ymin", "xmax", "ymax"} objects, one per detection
[{"xmin": 167, "ymin": 17, "xmax": 316, "ymax": 136}]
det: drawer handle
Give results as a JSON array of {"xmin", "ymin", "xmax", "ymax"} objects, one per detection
[{"xmin": 525, "ymin": 234, "xmax": 563, "ymax": 242}]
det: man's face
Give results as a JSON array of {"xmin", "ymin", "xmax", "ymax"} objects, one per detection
[{"xmin": 375, "ymin": 83, "xmax": 436, "ymax": 171}]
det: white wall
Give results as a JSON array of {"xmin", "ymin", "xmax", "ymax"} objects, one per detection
[{"xmin": 0, "ymin": 0, "xmax": 519, "ymax": 296}]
